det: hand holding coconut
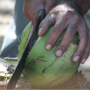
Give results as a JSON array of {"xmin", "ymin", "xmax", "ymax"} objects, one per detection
[
  {"xmin": 18, "ymin": 0, "xmax": 90, "ymax": 88},
  {"xmin": 38, "ymin": 0, "xmax": 90, "ymax": 64},
  {"xmin": 23, "ymin": 0, "xmax": 90, "ymax": 64}
]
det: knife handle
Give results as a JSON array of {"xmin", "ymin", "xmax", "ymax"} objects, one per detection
[
  {"xmin": 28, "ymin": 9, "xmax": 45, "ymax": 50},
  {"xmin": 39, "ymin": 9, "xmax": 45, "ymax": 22},
  {"xmin": 34, "ymin": 9, "xmax": 45, "ymax": 34}
]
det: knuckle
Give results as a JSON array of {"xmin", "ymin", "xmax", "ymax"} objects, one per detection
[
  {"xmin": 47, "ymin": 39, "xmax": 55, "ymax": 46},
  {"xmin": 53, "ymin": 26, "xmax": 62, "ymax": 35},
  {"xmin": 83, "ymin": 53, "xmax": 89, "ymax": 59},
  {"xmin": 65, "ymin": 10, "xmax": 80, "ymax": 22},
  {"xmin": 47, "ymin": 15, "xmax": 55, "ymax": 25},
  {"xmin": 67, "ymin": 30, "xmax": 75, "ymax": 37},
  {"xmin": 50, "ymin": 14, "xmax": 55, "ymax": 22},
  {"xmin": 48, "ymin": 17, "xmax": 52, "ymax": 23},
  {"xmin": 58, "ymin": 43, "xmax": 67, "ymax": 51},
  {"xmin": 57, "ymin": 13, "xmax": 61, "ymax": 19},
  {"xmin": 50, "ymin": 39, "xmax": 55, "ymax": 44},
  {"xmin": 65, "ymin": 10, "xmax": 74, "ymax": 16},
  {"xmin": 39, "ymin": 21, "xmax": 44, "ymax": 28},
  {"xmin": 73, "ymin": 14, "xmax": 79, "ymax": 21}
]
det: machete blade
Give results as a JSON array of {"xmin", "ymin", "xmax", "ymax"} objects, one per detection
[{"xmin": 7, "ymin": 10, "xmax": 45, "ymax": 89}]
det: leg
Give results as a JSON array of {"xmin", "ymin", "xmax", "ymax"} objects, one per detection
[{"xmin": 0, "ymin": 0, "xmax": 29, "ymax": 57}]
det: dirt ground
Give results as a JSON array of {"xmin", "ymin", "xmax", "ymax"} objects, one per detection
[{"xmin": 0, "ymin": 0, "xmax": 90, "ymax": 89}]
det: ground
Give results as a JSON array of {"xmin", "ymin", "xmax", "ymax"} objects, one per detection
[{"xmin": 0, "ymin": 0, "xmax": 90, "ymax": 89}]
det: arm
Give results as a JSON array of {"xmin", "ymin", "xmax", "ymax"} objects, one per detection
[
  {"xmin": 60, "ymin": 0, "xmax": 90, "ymax": 15},
  {"xmin": 23, "ymin": 0, "xmax": 57, "ymax": 27},
  {"xmin": 72, "ymin": 0, "xmax": 90, "ymax": 14}
]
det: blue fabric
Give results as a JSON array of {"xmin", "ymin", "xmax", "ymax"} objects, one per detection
[{"xmin": 0, "ymin": 0, "xmax": 29, "ymax": 57}]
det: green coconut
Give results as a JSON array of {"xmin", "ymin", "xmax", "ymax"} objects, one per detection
[{"xmin": 18, "ymin": 22, "xmax": 80, "ymax": 89}]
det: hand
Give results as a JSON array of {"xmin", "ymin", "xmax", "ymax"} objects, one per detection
[
  {"xmin": 23, "ymin": 0, "xmax": 56, "ymax": 27},
  {"xmin": 38, "ymin": 3, "xmax": 90, "ymax": 64}
]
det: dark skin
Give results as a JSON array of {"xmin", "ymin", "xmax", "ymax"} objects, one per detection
[
  {"xmin": 23, "ymin": 0, "xmax": 57, "ymax": 27},
  {"xmin": 23, "ymin": 0, "xmax": 90, "ymax": 64},
  {"xmin": 72, "ymin": 0, "xmax": 90, "ymax": 14}
]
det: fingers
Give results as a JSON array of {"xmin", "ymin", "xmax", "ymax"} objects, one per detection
[
  {"xmin": 23, "ymin": 7, "xmax": 39, "ymax": 27},
  {"xmin": 29, "ymin": 13, "xmax": 39, "ymax": 27},
  {"xmin": 80, "ymin": 37, "xmax": 90, "ymax": 64},
  {"xmin": 38, "ymin": 3, "xmax": 90, "ymax": 65},
  {"xmin": 45, "ymin": 14, "xmax": 68, "ymax": 50},
  {"xmin": 23, "ymin": 0, "xmax": 45, "ymax": 27},
  {"xmin": 72, "ymin": 29, "xmax": 88, "ymax": 63},
  {"xmin": 80, "ymin": 29, "xmax": 90, "ymax": 64},
  {"xmin": 38, "ymin": 13, "xmax": 55, "ymax": 36},
  {"xmin": 55, "ymin": 24, "xmax": 77, "ymax": 57}
]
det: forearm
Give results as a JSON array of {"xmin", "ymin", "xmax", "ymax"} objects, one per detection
[
  {"xmin": 72, "ymin": 0, "xmax": 90, "ymax": 15},
  {"xmin": 60, "ymin": 0, "xmax": 90, "ymax": 15}
]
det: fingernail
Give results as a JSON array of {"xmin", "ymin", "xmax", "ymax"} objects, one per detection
[
  {"xmin": 56, "ymin": 50, "xmax": 62, "ymax": 57},
  {"xmin": 81, "ymin": 58, "xmax": 86, "ymax": 64},
  {"xmin": 38, "ymin": 28, "xmax": 43, "ymax": 35},
  {"xmin": 46, "ymin": 44, "xmax": 52, "ymax": 50},
  {"xmin": 73, "ymin": 56, "xmax": 80, "ymax": 62}
]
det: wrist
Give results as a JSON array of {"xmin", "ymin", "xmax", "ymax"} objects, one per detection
[
  {"xmin": 72, "ymin": 0, "xmax": 90, "ymax": 15},
  {"xmin": 60, "ymin": 0, "xmax": 83, "ymax": 16},
  {"xmin": 60, "ymin": 0, "xmax": 90, "ymax": 15}
]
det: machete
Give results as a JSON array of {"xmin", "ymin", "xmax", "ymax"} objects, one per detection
[{"xmin": 7, "ymin": 9, "xmax": 45, "ymax": 89}]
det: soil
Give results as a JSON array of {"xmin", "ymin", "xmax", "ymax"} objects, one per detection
[
  {"xmin": 16, "ymin": 71, "xmax": 90, "ymax": 89},
  {"xmin": 0, "ymin": 57, "xmax": 90, "ymax": 89},
  {"xmin": 0, "ymin": 68, "xmax": 90, "ymax": 89}
]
